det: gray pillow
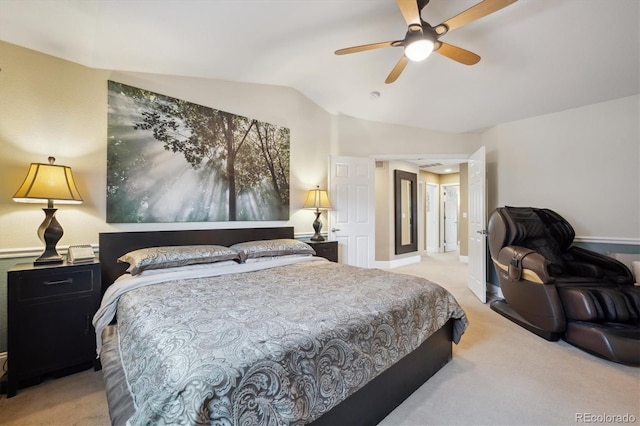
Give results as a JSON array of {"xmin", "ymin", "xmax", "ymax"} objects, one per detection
[
  {"xmin": 230, "ymin": 239, "xmax": 315, "ymax": 261},
  {"xmin": 118, "ymin": 245, "xmax": 240, "ymax": 275}
]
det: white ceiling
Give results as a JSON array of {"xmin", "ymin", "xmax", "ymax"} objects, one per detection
[{"xmin": 0, "ymin": 0, "xmax": 638, "ymax": 135}]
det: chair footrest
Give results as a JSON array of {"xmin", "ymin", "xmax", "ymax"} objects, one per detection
[
  {"xmin": 490, "ymin": 299, "xmax": 561, "ymax": 341},
  {"xmin": 564, "ymin": 322, "xmax": 640, "ymax": 366}
]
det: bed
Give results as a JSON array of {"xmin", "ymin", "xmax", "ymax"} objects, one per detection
[{"xmin": 96, "ymin": 227, "xmax": 468, "ymax": 425}]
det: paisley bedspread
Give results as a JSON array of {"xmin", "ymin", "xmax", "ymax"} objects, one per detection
[{"xmin": 97, "ymin": 258, "xmax": 468, "ymax": 425}]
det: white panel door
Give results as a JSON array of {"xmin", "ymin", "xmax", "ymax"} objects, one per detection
[
  {"xmin": 328, "ymin": 156, "xmax": 375, "ymax": 268},
  {"xmin": 468, "ymin": 146, "xmax": 487, "ymax": 302},
  {"xmin": 443, "ymin": 184, "xmax": 459, "ymax": 252},
  {"xmin": 418, "ymin": 181, "xmax": 425, "ymax": 252},
  {"xmin": 426, "ymin": 183, "xmax": 439, "ymax": 254}
]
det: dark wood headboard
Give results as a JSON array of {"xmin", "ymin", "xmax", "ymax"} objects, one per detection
[{"xmin": 99, "ymin": 227, "xmax": 294, "ymax": 292}]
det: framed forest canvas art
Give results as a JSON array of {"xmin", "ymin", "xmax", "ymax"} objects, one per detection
[{"xmin": 107, "ymin": 81, "xmax": 290, "ymax": 223}]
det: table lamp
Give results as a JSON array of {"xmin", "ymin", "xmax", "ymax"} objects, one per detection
[
  {"xmin": 303, "ymin": 186, "xmax": 331, "ymax": 241},
  {"xmin": 13, "ymin": 157, "xmax": 83, "ymax": 265}
]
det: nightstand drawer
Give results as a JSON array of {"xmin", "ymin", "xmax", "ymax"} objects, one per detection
[
  {"xmin": 313, "ymin": 244, "xmax": 334, "ymax": 258},
  {"xmin": 18, "ymin": 269, "xmax": 94, "ymax": 301},
  {"xmin": 305, "ymin": 240, "xmax": 338, "ymax": 262}
]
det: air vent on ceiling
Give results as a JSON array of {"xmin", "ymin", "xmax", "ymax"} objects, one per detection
[{"xmin": 419, "ymin": 163, "xmax": 443, "ymax": 169}]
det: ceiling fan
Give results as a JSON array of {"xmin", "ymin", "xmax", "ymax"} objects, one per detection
[{"xmin": 335, "ymin": 0, "xmax": 518, "ymax": 84}]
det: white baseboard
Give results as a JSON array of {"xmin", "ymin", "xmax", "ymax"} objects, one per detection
[
  {"xmin": 459, "ymin": 255, "xmax": 468, "ymax": 263},
  {"xmin": 375, "ymin": 255, "xmax": 421, "ymax": 269}
]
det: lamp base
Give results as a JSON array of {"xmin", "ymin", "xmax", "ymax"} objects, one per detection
[
  {"xmin": 34, "ymin": 254, "xmax": 64, "ymax": 265},
  {"xmin": 310, "ymin": 210, "xmax": 325, "ymax": 241},
  {"xmin": 34, "ymin": 208, "xmax": 64, "ymax": 265}
]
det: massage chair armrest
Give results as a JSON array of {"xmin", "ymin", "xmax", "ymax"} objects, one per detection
[
  {"xmin": 565, "ymin": 261, "xmax": 603, "ymax": 278},
  {"xmin": 567, "ymin": 247, "xmax": 634, "ymax": 285},
  {"xmin": 496, "ymin": 245, "xmax": 553, "ymax": 284}
]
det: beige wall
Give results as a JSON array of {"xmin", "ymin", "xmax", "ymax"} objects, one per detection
[
  {"xmin": 482, "ymin": 95, "xmax": 639, "ymax": 239},
  {"xmin": 374, "ymin": 160, "xmax": 420, "ymax": 262},
  {"xmin": 334, "ymin": 115, "xmax": 479, "ymax": 156},
  {"xmin": 374, "ymin": 161, "xmax": 391, "ymax": 260},
  {"xmin": 439, "ymin": 174, "xmax": 460, "ymax": 185},
  {"xmin": 1, "ymin": 42, "xmax": 111, "ymax": 251},
  {"xmin": 421, "ymin": 171, "xmax": 440, "ymax": 185}
]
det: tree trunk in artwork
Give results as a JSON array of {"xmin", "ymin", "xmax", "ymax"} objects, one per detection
[
  {"xmin": 255, "ymin": 123, "xmax": 290, "ymax": 207},
  {"xmin": 257, "ymin": 126, "xmax": 281, "ymax": 203},
  {"xmin": 227, "ymin": 148, "xmax": 236, "ymax": 221},
  {"xmin": 221, "ymin": 112, "xmax": 238, "ymax": 221}
]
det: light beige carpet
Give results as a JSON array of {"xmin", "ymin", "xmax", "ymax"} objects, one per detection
[{"xmin": 1, "ymin": 252, "xmax": 638, "ymax": 425}]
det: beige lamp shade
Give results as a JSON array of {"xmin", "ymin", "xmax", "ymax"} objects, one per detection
[
  {"xmin": 303, "ymin": 187, "xmax": 331, "ymax": 211},
  {"xmin": 13, "ymin": 158, "xmax": 83, "ymax": 205}
]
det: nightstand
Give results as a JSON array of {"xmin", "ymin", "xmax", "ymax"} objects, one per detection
[
  {"xmin": 6, "ymin": 260, "xmax": 101, "ymax": 397},
  {"xmin": 305, "ymin": 240, "xmax": 339, "ymax": 262}
]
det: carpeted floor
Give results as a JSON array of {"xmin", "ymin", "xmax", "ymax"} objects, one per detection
[{"xmin": 1, "ymin": 251, "xmax": 638, "ymax": 425}]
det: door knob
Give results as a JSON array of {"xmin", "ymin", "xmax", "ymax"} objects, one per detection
[{"xmin": 331, "ymin": 228, "xmax": 341, "ymax": 232}]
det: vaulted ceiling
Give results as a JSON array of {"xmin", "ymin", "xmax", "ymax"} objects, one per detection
[{"xmin": 0, "ymin": 0, "xmax": 638, "ymax": 134}]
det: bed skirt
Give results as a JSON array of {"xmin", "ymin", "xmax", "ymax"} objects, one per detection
[{"xmin": 100, "ymin": 326, "xmax": 135, "ymax": 426}]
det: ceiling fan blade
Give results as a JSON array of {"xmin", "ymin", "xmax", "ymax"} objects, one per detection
[
  {"xmin": 335, "ymin": 41, "xmax": 396, "ymax": 55},
  {"xmin": 435, "ymin": 42, "xmax": 481, "ymax": 65},
  {"xmin": 396, "ymin": 0, "xmax": 422, "ymax": 30},
  {"xmin": 385, "ymin": 55, "xmax": 410, "ymax": 84},
  {"xmin": 436, "ymin": 0, "xmax": 517, "ymax": 34}
]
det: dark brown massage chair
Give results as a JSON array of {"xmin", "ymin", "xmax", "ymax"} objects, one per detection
[{"xmin": 488, "ymin": 206, "xmax": 639, "ymax": 365}]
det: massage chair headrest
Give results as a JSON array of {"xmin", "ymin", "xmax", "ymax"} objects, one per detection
[{"xmin": 488, "ymin": 207, "xmax": 575, "ymax": 258}]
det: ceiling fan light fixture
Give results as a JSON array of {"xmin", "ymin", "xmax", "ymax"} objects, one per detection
[
  {"xmin": 335, "ymin": 0, "xmax": 518, "ymax": 82},
  {"xmin": 405, "ymin": 39, "xmax": 434, "ymax": 62}
]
